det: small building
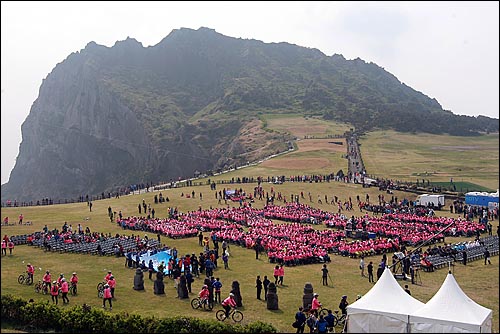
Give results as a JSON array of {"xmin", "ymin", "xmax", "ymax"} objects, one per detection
[{"xmin": 465, "ymin": 190, "xmax": 499, "ymax": 208}]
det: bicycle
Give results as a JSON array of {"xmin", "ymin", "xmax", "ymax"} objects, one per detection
[
  {"xmin": 309, "ymin": 306, "xmax": 329, "ymax": 318},
  {"xmin": 332, "ymin": 310, "xmax": 346, "ymax": 327},
  {"xmin": 70, "ymin": 282, "xmax": 78, "ymax": 296},
  {"xmin": 97, "ymin": 282, "xmax": 105, "ymax": 298},
  {"xmin": 191, "ymin": 297, "xmax": 213, "ymax": 311},
  {"xmin": 18, "ymin": 273, "xmax": 33, "ymax": 285},
  {"xmin": 34, "ymin": 280, "xmax": 49, "ymax": 294},
  {"xmin": 216, "ymin": 307, "xmax": 243, "ymax": 322}
]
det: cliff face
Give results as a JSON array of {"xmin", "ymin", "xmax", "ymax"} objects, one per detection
[{"xmin": 2, "ymin": 27, "xmax": 497, "ymax": 202}]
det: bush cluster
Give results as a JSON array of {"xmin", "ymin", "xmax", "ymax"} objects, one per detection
[{"xmin": 1, "ymin": 295, "xmax": 276, "ymax": 333}]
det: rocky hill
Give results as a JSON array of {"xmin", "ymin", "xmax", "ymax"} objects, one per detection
[{"xmin": 2, "ymin": 27, "xmax": 497, "ymax": 202}]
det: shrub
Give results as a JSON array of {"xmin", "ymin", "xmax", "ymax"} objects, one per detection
[{"xmin": 1, "ymin": 294, "xmax": 277, "ymax": 333}]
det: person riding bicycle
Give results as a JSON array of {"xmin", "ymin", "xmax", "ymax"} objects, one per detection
[
  {"xmin": 43, "ymin": 270, "xmax": 52, "ymax": 290},
  {"xmin": 70, "ymin": 272, "xmax": 79, "ymax": 294},
  {"xmin": 198, "ymin": 284, "xmax": 210, "ymax": 305},
  {"xmin": 26, "ymin": 263, "xmax": 35, "ymax": 281},
  {"xmin": 310, "ymin": 293, "xmax": 322, "ymax": 316},
  {"xmin": 221, "ymin": 292, "xmax": 237, "ymax": 318},
  {"xmin": 339, "ymin": 295, "xmax": 349, "ymax": 315}
]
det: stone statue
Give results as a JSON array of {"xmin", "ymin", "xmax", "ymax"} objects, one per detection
[
  {"xmin": 266, "ymin": 282, "xmax": 279, "ymax": 310},
  {"xmin": 231, "ymin": 280, "xmax": 243, "ymax": 307},
  {"xmin": 303, "ymin": 282, "xmax": 314, "ymax": 311},
  {"xmin": 154, "ymin": 270, "xmax": 165, "ymax": 295},
  {"xmin": 133, "ymin": 268, "xmax": 144, "ymax": 290}
]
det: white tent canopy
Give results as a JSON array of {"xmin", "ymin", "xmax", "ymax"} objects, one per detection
[
  {"xmin": 409, "ymin": 272, "xmax": 493, "ymax": 333},
  {"xmin": 346, "ymin": 267, "xmax": 425, "ymax": 333}
]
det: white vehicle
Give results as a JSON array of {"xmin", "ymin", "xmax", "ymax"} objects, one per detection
[{"xmin": 415, "ymin": 194, "xmax": 445, "ymax": 208}]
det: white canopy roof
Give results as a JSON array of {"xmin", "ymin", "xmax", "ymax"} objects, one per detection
[
  {"xmin": 409, "ymin": 272, "xmax": 493, "ymax": 333},
  {"xmin": 346, "ymin": 267, "xmax": 425, "ymax": 332}
]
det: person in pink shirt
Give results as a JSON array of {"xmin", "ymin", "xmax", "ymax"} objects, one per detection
[
  {"xmin": 273, "ymin": 265, "xmax": 280, "ymax": 284},
  {"xmin": 43, "ymin": 270, "xmax": 52, "ymax": 290},
  {"xmin": 310, "ymin": 293, "xmax": 322, "ymax": 316},
  {"xmin": 278, "ymin": 264, "xmax": 284, "ymax": 285},
  {"xmin": 60, "ymin": 278, "xmax": 69, "ymax": 304},
  {"xmin": 102, "ymin": 284, "xmax": 112, "ymax": 310},
  {"xmin": 26, "ymin": 263, "xmax": 35, "ymax": 282},
  {"xmin": 107, "ymin": 275, "xmax": 116, "ymax": 299},
  {"xmin": 221, "ymin": 292, "xmax": 237, "ymax": 318},
  {"xmin": 70, "ymin": 272, "xmax": 79, "ymax": 295}
]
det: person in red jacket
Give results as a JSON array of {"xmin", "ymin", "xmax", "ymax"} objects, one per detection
[
  {"xmin": 104, "ymin": 270, "xmax": 112, "ymax": 281},
  {"xmin": 43, "ymin": 271, "xmax": 52, "ymax": 290},
  {"xmin": 50, "ymin": 281, "xmax": 59, "ymax": 305},
  {"xmin": 107, "ymin": 275, "xmax": 116, "ymax": 299},
  {"xmin": 221, "ymin": 292, "xmax": 237, "ymax": 318},
  {"xmin": 102, "ymin": 284, "xmax": 112, "ymax": 310},
  {"xmin": 26, "ymin": 263, "xmax": 35, "ymax": 282},
  {"xmin": 310, "ymin": 293, "xmax": 322, "ymax": 316},
  {"xmin": 198, "ymin": 285, "xmax": 210, "ymax": 305},
  {"xmin": 70, "ymin": 272, "xmax": 79, "ymax": 294},
  {"xmin": 7, "ymin": 240, "xmax": 14, "ymax": 255},
  {"xmin": 60, "ymin": 278, "xmax": 69, "ymax": 304}
]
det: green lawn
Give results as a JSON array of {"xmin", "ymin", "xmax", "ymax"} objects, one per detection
[
  {"xmin": 360, "ymin": 130, "xmax": 499, "ymax": 191},
  {"xmin": 1, "ymin": 178, "xmax": 499, "ymax": 332}
]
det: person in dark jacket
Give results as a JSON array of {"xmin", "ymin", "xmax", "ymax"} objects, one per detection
[
  {"xmin": 294, "ymin": 306, "xmax": 307, "ymax": 333},
  {"xmin": 256, "ymin": 275, "xmax": 263, "ymax": 300}
]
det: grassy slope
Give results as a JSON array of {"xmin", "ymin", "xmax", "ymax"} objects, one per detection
[{"xmin": 360, "ymin": 130, "xmax": 499, "ymax": 191}]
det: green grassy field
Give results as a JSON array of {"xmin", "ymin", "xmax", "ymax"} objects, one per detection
[
  {"xmin": 359, "ymin": 130, "xmax": 499, "ymax": 191},
  {"xmin": 1, "ymin": 179, "xmax": 499, "ymax": 332},
  {"xmin": 1, "ymin": 118, "xmax": 499, "ymax": 332}
]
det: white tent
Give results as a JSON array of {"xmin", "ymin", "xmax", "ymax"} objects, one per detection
[
  {"xmin": 409, "ymin": 272, "xmax": 493, "ymax": 333},
  {"xmin": 345, "ymin": 267, "xmax": 425, "ymax": 333}
]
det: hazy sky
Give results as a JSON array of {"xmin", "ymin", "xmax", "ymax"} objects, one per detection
[{"xmin": 1, "ymin": 1, "xmax": 499, "ymax": 185}]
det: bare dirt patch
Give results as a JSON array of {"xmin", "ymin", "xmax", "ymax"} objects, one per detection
[
  {"xmin": 261, "ymin": 157, "xmax": 331, "ymax": 170},
  {"xmin": 297, "ymin": 139, "xmax": 346, "ymax": 153}
]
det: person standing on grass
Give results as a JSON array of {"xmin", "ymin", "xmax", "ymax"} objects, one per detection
[
  {"xmin": 102, "ymin": 284, "xmax": 112, "ymax": 310},
  {"xmin": 60, "ymin": 278, "xmax": 70, "ymax": 304},
  {"xmin": 107, "ymin": 275, "xmax": 116, "ymax": 299},
  {"xmin": 263, "ymin": 275, "xmax": 270, "ymax": 300},
  {"xmin": 213, "ymin": 277, "xmax": 222, "ymax": 303},
  {"xmin": 222, "ymin": 252, "xmax": 229, "ymax": 269},
  {"xmin": 50, "ymin": 281, "xmax": 59, "ymax": 305},
  {"xmin": 256, "ymin": 275, "xmax": 263, "ymax": 300},
  {"xmin": 278, "ymin": 264, "xmax": 285, "ymax": 285},
  {"xmin": 294, "ymin": 306, "xmax": 307, "ymax": 333},
  {"xmin": 70, "ymin": 272, "xmax": 79, "ymax": 295},
  {"xmin": 1, "ymin": 240, "xmax": 6, "ymax": 256},
  {"xmin": 484, "ymin": 248, "xmax": 491, "ymax": 265},
  {"xmin": 273, "ymin": 265, "xmax": 280, "ymax": 284},
  {"xmin": 359, "ymin": 256, "xmax": 366, "ymax": 277},
  {"xmin": 321, "ymin": 264, "xmax": 329, "ymax": 286},
  {"xmin": 367, "ymin": 261, "xmax": 374, "ymax": 283}
]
